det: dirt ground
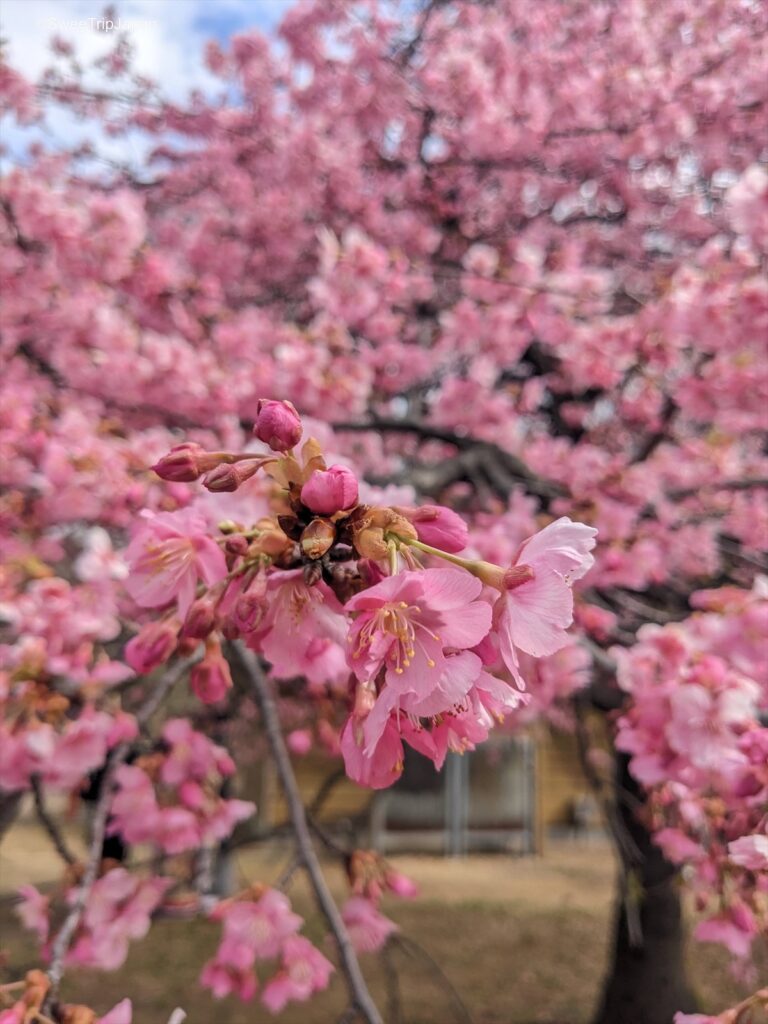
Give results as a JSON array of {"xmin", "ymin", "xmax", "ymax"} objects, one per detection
[{"xmin": 0, "ymin": 819, "xmax": 753, "ymax": 1024}]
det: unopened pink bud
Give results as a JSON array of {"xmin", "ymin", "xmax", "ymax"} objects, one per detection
[
  {"xmin": 190, "ymin": 648, "xmax": 232, "ymax": 704},
  {"xmin": 385, "ymin": 870, "xmax": 418, "ymax": 899},
  {"xmin": 395, "ymin": 504, "xmax": 468, "ymax": 553},
  {"xmin": 225, "ymin": 534, "xmax": 250, "ymax": 557},
  {"xmin": 301, "ymin": 465, "xmax": 359, "ymax": 516},
  {"xmin": 253, "ymin": 399, "xmax": 302, "ymax": 452},
  {"xmin": 182, "ymin": 596, "xmax": 217, "ymax": 639},
  {"xmin": 234, "ymin": 589, "xmax": 267, "ymax": 633},
  {"xmin": 125, "ymin": 620, "xmax": 178, "ymax": 673},
  {"xmin": 203, "ymin": 459, "xmax": 261, "ymax": 493},
  {"xmin": 287, "ymin": 729, "xmax": 313, "ymax": 756},
  {"xmin": 152, "ymin": 443, "xmax": 221, "ymax": 482}
]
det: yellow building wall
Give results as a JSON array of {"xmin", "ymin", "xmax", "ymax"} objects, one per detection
[
  {"xmin": 537, "ymin": 728, "xmax": 592, "ymax": 827},
  {"xmin": 256, "ymin": 727, "xmax": 593, "ymax": 835}
]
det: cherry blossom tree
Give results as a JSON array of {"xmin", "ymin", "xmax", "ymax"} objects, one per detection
[{"xmin": 1, "ymin": 2, "xmax": 766, "ymax": 1023}]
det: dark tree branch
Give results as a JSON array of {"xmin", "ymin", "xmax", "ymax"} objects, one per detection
[
  {"xmin": 31, "ymin": 775, "xmax": 77, "ymax": 867},
  {"xmin": 333, "ymin": 418, "xmax": 566, "ymax": 502}
]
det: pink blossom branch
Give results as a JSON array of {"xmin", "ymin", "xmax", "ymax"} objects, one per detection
[
  {"xmin": 234, "ymin": 645, "xmax": 383, "ymax": 1024},
  {"xmin": 45, "ymin": 657, "xmax": 195, "ymax": 1001}
]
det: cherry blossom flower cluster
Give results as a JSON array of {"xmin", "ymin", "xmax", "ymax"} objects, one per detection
[
  {"xmin": 17, "ymin": 867, "xmax": 171, "ymax": 973},
  {"xmin": 200, "ymin": 886, "xmax": 332, "ymax": 1008},
  {"xmin": 340, "ymin": 849, "xmax": 418, "ymax": 956},
  {"xmin": 128, "ymin": 400, "xmax": 597, "ymax": 790},
  {"xmin": 108, "ymin": 718, "xmax": 255, "ymax": 855},
  {"xmin": 615, "ymin": 581, "xmax": 768, "ymax": 965}
]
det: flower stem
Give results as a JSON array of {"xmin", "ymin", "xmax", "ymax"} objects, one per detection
[{"xmin": 398, "ymin": 536, "xmax": 479, "ymax": 573}]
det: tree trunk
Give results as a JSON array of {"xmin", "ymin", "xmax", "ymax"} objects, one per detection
[{"xmin": 593, "ymin": 754, "xmax": 697, "ymax": 1024}]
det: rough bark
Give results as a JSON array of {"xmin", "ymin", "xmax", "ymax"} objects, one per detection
[{"xmin": 593, "ymin": 753, "xmax": 697, "ymax": 1024}]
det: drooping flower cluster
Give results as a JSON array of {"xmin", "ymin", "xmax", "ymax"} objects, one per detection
[
  {"xmin": 615, "ymin": 581, "xmax": 768, "ymax": 965},
  {"xmin": 17, "ymin": 868, "xmax": 172, "ymax": 972},
  {"xmin": 200, "ymin": 886, "xmax": 333, "ymax": 1009},
  {"xmin": 133, "ymin": 402, "xmax": 597, "ymax": 789},
  {"xmin": 108, "ymin": 719, "xmax": 255, "ymax": 855},
  {"xmin": 0, "ymin": 705, "xmax": 137, "ymax": 794},
  {"xmin": 340, "ymin": 849, "xmax": 418, "ymax": 955}
]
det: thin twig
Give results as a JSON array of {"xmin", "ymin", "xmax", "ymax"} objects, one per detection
[
  {"xmin": 381, "ymin": 938, "xmax": 405, "ymax": 1024},
  {"xmin": 392, "ymin": 935, "xmax": 472, "ymax": 1024},
  {"xmin": 275, "ymin": 852, "xmax": 302, "ymax": 891},
  {"xmin": 234, "ymin": 645, "xmax": 383, "ymax": 1024},
  {"xmin": 309, "ymin": 767, "xmax": 347, "ymax": 817},
  {"xmin": 30, "ymin": 775, "xmax": 77, "ymax": 867}
]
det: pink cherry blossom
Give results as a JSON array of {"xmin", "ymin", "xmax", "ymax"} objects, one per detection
[
  {"xmin": 301, "ymin": 464, "xmax": 359, "ymax": 515},
  {"xmin": 488, "ymin": 517, "xmax": 597, "ymax": 678},
  {"xmin": 728, "ymin": 834, "xmax": 768, "ymax": 872},
  {"xmin": 395, "ymin": 504, "xmax": 468, "ymax": 553},
  {"xmin": 124, "ymin": 619, "xmax": 179, "ymax": 674},
  {"xmin": 64, "ymin": 869, "xmax": 172, "ymax": 971},
  {"xmin": 253, "ymin": 399, "xmax": 303, "ymax": 452},
  {"xmin": 255, "ymin": 570, "xmax": 348, "ymax": 687},
  {"xmin": 342, "ymin": 896, "xmax": 399, "ymax": 953},
  {"xmin": 346, "ymin": 569, "xmax": 490, "ymax": 713},
  {"xmin": 98, "ymin": 1000, "xmax": 133, "ymax": 1024},
  {"xmin": 260, "ymin": 935, "xmax": 334, "ymax": 1013},
  {"xmin": 190, "ymin": 641, "xmax": 233, "ymax": 704},
  {"xmin": 124, "ymin": 508, "xmax": 227, "ymax": 617},
  {"xmin": 15, "ymin": 885, "xmax": 50, "ymax": 943}
]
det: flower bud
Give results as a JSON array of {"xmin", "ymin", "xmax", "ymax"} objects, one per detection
[
  {"xmin": 182, "ymin": 596, "xmax": 217, "ymax": 639},
  {"xmin": 348, "ymin": 506, "xmax": 416, "ymax": 560},
  {"xmin": 190, "ymin": 644, "xmax": 232, "ymax": 704},
  {"xmin": 233, "ymin": 588, "xmax": 267, "ymax": 633},
  {"xmin": 300, "ymin": 518, "xmax": 336, "ymax": 560},
  {"xmin": 287, "ymin": 729, "xmax": 313, "ymax": 755},
  {"xmin": 125, "ymin": 620, "xmax": 178, "ymax": 673},
  {"xmin": 253, "ymin": 398, "xmax": 302, "ymax": 452},
  {"xmin": 301, "ymin": 465, "xmax": 359, "ymax": 515},
  {"xmin": 385, "ymin": 869, "xmax": 419, "ymax": 899},
  {"xmin": 251, "ymin": 518, "xmax": 292, "ymax": 558},
  {"xmin": 152, "ymin": 443, "xmax": 222, "ymax": 482},
  {"xmin": 394, "ymin": 504, "xmax": 468, "ymax": 553},
  {"xmin": 224, "ymin": 534, "xmax": 250, "ymax": 557},
  {"xmin": 202, "ymin": 459, "xmax": 260, "ymax": 493}
]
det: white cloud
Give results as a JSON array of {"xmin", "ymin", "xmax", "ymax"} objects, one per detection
[{"xmin": 0, "ymin": 0, "xmax": 294, "ymax": 170}]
